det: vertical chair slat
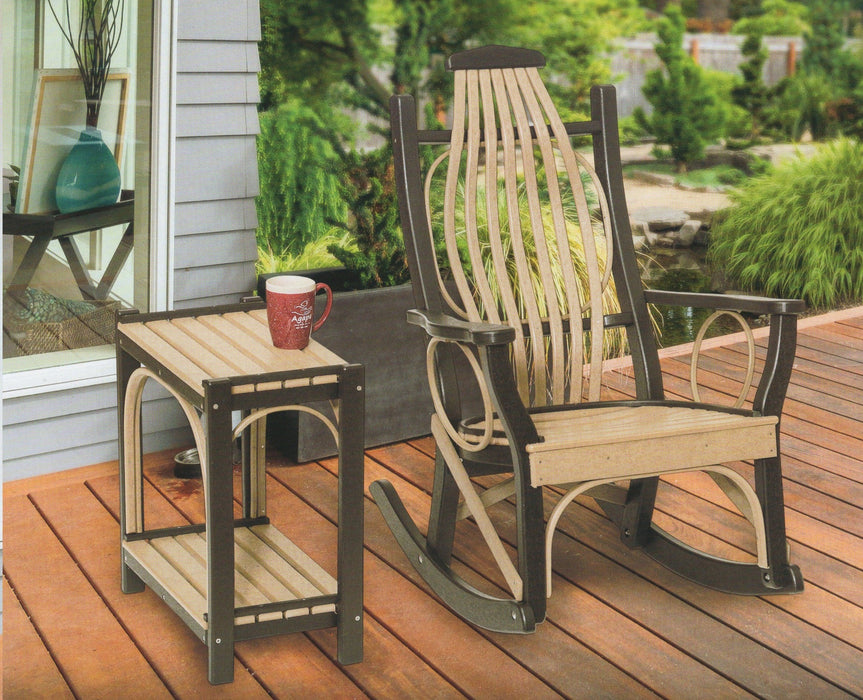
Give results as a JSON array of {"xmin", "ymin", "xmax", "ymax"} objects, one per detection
[
  {"xmin": 445, "ymin": 71, "xmax": 479, "ymax": 321},
  {"xmin": 516, "ymin": 67, "xmax": 567, "ymax": 404},
  {"xmin": 527, "ymin": 68, "xmax": 610, "ymax": 402},
  {"xmin": 517, "ymin": 67, "xmax": 585, "ymax": 405},
  {"xmin": 478, "ymin": 70, "xmax": 505, "ymax": 327},
  {"xmin": 464, "ymin": 70, "xmax": 500, "ymax": 324},
  {"xmin": 504, "ymin": 67, "xmax": 555, "ymax": 405},
  {"xmin": 490, "ymin": 68, "xmax": 533, "ymax": 401}
]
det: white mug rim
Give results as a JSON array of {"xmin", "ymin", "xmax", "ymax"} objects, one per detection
[{"xmin": 266, "ymin": 275, "xmax": 316, "ymax": 294}]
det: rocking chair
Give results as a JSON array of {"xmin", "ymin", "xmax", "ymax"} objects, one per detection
[{"xmin": 370, "ymin": 45, "xmax": 804, "ymax": 633}]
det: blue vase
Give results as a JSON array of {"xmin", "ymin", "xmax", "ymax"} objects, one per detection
[{"xmin": 55, "ymin": 127, "xmax": 122, "ymax": 213}]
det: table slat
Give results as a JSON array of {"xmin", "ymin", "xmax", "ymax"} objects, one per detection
[
  {"xmin": 250, "ymin": 524, "xmax": 338, "ymax": 595},
  {"xmin": 119, "ymin": 323, "xmax": 208, "ymax": 396},
  {"xmin": 145, "ymin": 319, "xmax": 242, "ymax": 381},
  {"xmin": 168, "ymin": 316, "xmax": 271, "ymax": 376}
]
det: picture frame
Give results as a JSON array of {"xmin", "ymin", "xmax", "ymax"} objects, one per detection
[{"xmin": 15, "ymin": 68, "xmax": 130, "ymax": 214}]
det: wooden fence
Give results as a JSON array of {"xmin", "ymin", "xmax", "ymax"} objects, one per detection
[{"xmin": 612, "ymin": 33, "xmax": 805, "ymax": 117}]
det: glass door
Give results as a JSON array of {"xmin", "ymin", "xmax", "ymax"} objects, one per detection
[{"xmin": 2, "ymin": 0, "xmax": 150, "ymax": 372}]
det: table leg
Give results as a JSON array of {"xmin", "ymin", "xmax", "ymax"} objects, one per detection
[
  {"xmin": 58, "ymin": 219, "xmax": 133, "ymax": 300},
  {"xmin": 117, "ymin": 341, "xmax": 145, "ymax": 594},
  {"xmin": 95, "ymin": 220, "xmax": 134, "ymax": 299},
  {"xmin": 337, "ymin": 364, "xmax": 365, "ymax": 665},
  {"xmin": 7, "ymin": 234, "xmax": 51, "ymax": 294},
  {"xmin": 58, "ymin": 236, "xmax": 99, "ymax": 299},
  {"xmin": 204, "ymin": 379, "xmax": 236, "ymax": 685}
]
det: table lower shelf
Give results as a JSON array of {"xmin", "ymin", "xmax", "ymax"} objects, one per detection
[{"xmin": 123, "ymin": 523, "xmax": 338, "ymax": 636}]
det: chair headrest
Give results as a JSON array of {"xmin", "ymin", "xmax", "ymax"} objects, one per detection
[{"xmin": 446, "ymin": 45, "xmax": 546, "ymax": 72}]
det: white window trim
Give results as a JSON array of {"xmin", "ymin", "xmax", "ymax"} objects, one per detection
[{"xmin": 2, "ymin": 0, "xmax": 176, "ymax": 401}]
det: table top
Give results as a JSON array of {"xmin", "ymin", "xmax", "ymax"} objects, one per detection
[
  {"xmin": 4, "ymin": 192, "xmax": 134, "ymax": 238},
  {"xmin": 118, "ymin": 306, "xmax": 346, "ymax": 399}
]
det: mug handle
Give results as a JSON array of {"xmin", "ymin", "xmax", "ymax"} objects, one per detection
[{"xmin": 312, "ymin": 283, "xmax": 333, "ymax": 332}]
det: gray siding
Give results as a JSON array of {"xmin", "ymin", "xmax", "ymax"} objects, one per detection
[
  {"xmin": 3, "ymin": 383, "xmax": 189, "ymax": 483},
  {"xmin": 3, "ymin": 0, "xmax": 262, "ymax": 480},
  {"xmin": 173, "ymin": 0, "xmax": 261, "ymax": 309}
]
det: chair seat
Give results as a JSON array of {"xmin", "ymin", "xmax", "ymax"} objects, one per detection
[{"xmin": 464, "ymin": 404, "xmax": 778, "ymax": 487}]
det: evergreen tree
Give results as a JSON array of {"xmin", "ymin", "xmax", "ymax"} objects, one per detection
[
  {"xmin": 636, "ymin": 5, "xmax": 725, "ymax": 171},
  {"xmin": 801, "ymin": 0, "xmax": 847, "ymax": 79},
  {"xmin": 731, "ymin": 33, "xmax": 769, "ymax": 137},
  {"xmin": 255, "ymin": 101, "xmax": 347, "ymax": 258}
]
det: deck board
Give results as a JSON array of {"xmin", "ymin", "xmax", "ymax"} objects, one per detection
[
  {"xmin": 4, "ymin": 493, "xmax": 173, "ymax": 698},
  {"xmin": 2, "ymin": 579, "xmax": 74, "ymax": 699},
  {"xmin": 366, "ymin": 444, "xmax": 853, "ymax": 699},
  {"xmin": 4, "ymin": 308, "xmax": 863, "ymax": 697}
]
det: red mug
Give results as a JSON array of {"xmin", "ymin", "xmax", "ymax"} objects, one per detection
[{"xmin": 265, "ymin": 275, "xmax": 333, "ymax": 349}]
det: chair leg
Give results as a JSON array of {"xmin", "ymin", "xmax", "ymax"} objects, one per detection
[
  {"xmin": 619, "ymin": 477, "xmax": 659, "ymax": 548},
  {"xmin": 513, "ymin": 465, "xmax": 547, "ymax": 623},
  {"xmin": 427, "ymin": 450, "xmax": 460, "ymax": 565},
  {"xmin": 754, "ymin": 455, "xmax": 802, "ymax": 591},
  {"xmin": 627, "ymin": 457, "xmax": 803, "ymax": 596}
]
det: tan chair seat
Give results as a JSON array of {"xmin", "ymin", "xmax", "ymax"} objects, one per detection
[{"xmin": 464, "ymin": 405, "xmax": 778, "ymax": 486}]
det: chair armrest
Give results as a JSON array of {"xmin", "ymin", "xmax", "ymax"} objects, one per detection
[
  {"xmin": 407, "ymin": 309, "xmax": 516, "ymax": 346},
  {"xmin": 644, "ymin": 289, "xmax": 801, "ymax": 418},
  {"xmin": 643, "ymin": 289, "xmax": 806, "ymax": 315}
]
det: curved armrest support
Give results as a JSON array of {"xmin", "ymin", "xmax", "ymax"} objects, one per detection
[
  {"xmin": 752, "ymin": 312, "xmax": 798, "ymax": 418},
  {"xmin": 644, "ymin": 290, "xmax": 802, "ymax": 418},
  {"xmin": 407, "ymin": 308, "xmax": 516, "ymax": 346},
  {"xmin": 643, "ymin": 289, "xmax": 806, "ymax": 315},
  {"xmin": 409, "ymin": 309, "xmax": 538, "ymax": 451}
]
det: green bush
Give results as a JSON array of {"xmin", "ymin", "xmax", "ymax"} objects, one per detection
[
  {"xmin": 764, "ymin": 72, "xmax": 834, "ymax": 141},
  {"xmin": 327, "ymin": 146, "xmax": 410, "ymax": 290},
  {"xmin": 710, "ymin": 139, "xmax": 863, "ymax": 308},
  {"xmin": 635, "ymin": 6, "xmax": 725, "ymax": 171},
  {"xmin": 256, "ymin": 231, "xmax": 357, "ymax": 275},
  {"xmin": 618, "ymin": 115, "xmax": 649, "ymax": 146},
  {"xmin": 731, "ymin": 33, "xmax": 769, "ymax": 140},
  {"xmin": 731, "ymin": 0, "xmax": 810, "ymax": 36},
  {"xmin": 255, "ymin": 101, "xmax": 347, "ymax": 257},
  {"xmin": 701, "ymin": 68, "xmax": 751, "ymax": 141}
]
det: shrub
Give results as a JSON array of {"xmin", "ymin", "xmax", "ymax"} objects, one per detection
[
  {"xmin": 731, "ymin": 33, "xmax": 769, "ymax": 139},
  {"xmin": 709, "ymin": 139, "xmax": 863, "ymax": 308},
  {"xmin": 618, "ymin": 115, "xmax": 649, "ymax": 146},
  {"xmin": 702, "ymin": 68, "xmax": 751, "ymax": 141},
  {"xmin": 255, "ymin": 101, "xmax": 346, "ymax": 257},
  {"xmin": 765, "ymin": 72, "xmax": 834, "ymax": 141},
  {"xmin": 327, "ymin": 146, "xmax": 410, "ymax": 290},
  {"xmin": 256, "ymin": 231, "xmax": 357, "ymax": 276},
  {"xmin": 731, "ymin": 0, "xmax": 810, "ymax": 36},
  {"xmin": 635, "ymin": 5, "xmax": 725, "ymax": 171}
]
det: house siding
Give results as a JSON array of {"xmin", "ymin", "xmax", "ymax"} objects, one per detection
[{"xmin": 3, "ymin": 0, "xmax": 262, "ymax": 481}]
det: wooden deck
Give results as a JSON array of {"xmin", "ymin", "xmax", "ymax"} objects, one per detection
[{"xmin": 4, "ymin": 307, "xmax": 863, "ymax": 698}]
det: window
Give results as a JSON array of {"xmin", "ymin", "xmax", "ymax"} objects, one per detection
[{"xmin": 2, "ymin": 0, "xmax": 161, "ymax": 376}]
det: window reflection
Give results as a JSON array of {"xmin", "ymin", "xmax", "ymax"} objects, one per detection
[{"xmin": 2, "ymin": 0, "xmax": 144, "ymax": 369}]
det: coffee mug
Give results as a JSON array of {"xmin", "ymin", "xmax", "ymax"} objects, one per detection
[{"xmin": 265, "ymin": 275, "xmax": 333, "ymax": 349}]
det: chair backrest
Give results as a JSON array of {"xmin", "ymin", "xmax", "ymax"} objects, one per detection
[{"xmin": 391, "ymin": 45, "xmax": 663, "ymax": 412}]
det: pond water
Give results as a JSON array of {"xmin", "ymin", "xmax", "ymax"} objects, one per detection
[{"xmin": 640, "ymin": 246, "xmax": 760, "ymax": 348}]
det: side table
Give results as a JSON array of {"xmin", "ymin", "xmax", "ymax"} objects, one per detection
[
  {"xmin": 116, "ymin": 300, "xmax": 364, "ymax": 684},
  {"xmin": 4, "ymin": 191, "xmax": 134, "ymax": 300}
]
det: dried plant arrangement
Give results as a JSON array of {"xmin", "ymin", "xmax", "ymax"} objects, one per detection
[{"xmin": 47, "ymin": 0, "xmax": 126, "ymax": 128}]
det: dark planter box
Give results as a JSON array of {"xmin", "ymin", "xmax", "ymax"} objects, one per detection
[{"xmin": 259, "ymin": 270, "xmax": 437, "ymax": 462}]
